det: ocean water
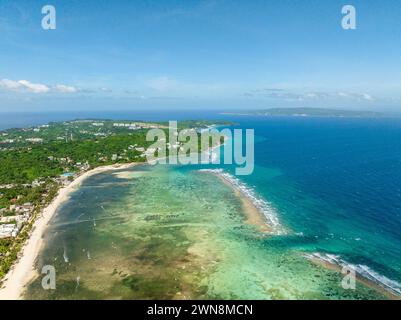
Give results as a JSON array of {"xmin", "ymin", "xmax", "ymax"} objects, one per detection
[
  {"xmin": 21, "ymin": 115, "xmax": 401, "ymax": 299},
  {"xmin": 219, "ymin": 116, "xmax": 401, "ymax": 295},
  {"xmin": 234, "ymin": 117, "xmax": 401, "ymax": 288}
]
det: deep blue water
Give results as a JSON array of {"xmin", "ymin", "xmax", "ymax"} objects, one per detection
[
  {"xmin": 223, "ymin": 117, "xmax": 401, "ymax": 286},
  {"xmin": 2, "ymin": 111, "xmax": 401, "ymax": 290}
]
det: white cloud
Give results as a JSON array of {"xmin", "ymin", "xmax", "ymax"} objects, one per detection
[
  {"xmin": 0, "ymin": 78, "xmax": 50, "ymax": 93},
  {"xmin": 0, "ymin": 78, "xmax": 80, "ymax": 94},
  {"xmin": 0, "ymin": 79, "xmax": 22, "ymax": 90},
  {"xmin": 18, "ymin": 80, "xmax": 50, "ymax": 93},
  {"xmin": 54, "ymin": 84, "xmax": 78, "ymax": 93},
  {"xmin": 362, "ymin": 93, "xmax": 374, "ymax": 101}
]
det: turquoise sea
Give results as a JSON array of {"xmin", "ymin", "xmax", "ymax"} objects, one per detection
[{"xmin": 17, "ymin": 113, "xmax": 401, "ymax": 299}]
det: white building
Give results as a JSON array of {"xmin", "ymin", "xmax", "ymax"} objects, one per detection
[
  {"xmin": 25, "ymin": 138, "xmax": 43, "ymax": 143},
  {"xmin": 0, "ymin": 223, "xmax": 19, "ymax": 238}
]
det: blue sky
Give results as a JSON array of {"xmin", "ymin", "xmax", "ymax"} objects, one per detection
[{"xmin": 0, "ymin": 0, "xmax": 401, "ymax": 112}]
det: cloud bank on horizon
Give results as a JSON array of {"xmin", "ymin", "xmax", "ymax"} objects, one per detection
[{"xmin": 0, "ymin": 0, "xmax": 400, "ymax": 112}]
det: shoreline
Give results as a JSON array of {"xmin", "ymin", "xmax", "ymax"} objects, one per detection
[
  {"xmin": 304, "ymin": 253, "xmax": 401, "ymax": 300},
  {"xmin": 216, "ymin": 174, "xmax": 272, "ymax": 233},
  {"xmin": 200, "ymin": 169, "xmax": 401, "ymax": 300},
  {"xmin": 0, "ymin": 162, "xmax": 140, "ymax": 300},
  {"xmin": 198, "ymin": 169, "xmax": 277, "ymax": 234},
  {"xmin": 3, "ymin": 162, "xmax": 398, "ymax": 300}
]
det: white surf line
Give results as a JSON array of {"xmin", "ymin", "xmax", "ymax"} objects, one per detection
[
  {"xmin": 198, "ymin": 168, "xmax": 285, "ymax": 235},
  {"xmin": 304, "ymin": 252, "xmax": 401, "ymax": 297}
]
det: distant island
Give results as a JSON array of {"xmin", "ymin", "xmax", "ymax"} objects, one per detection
[{"xmin": 221, "ymin": 108, "xmax": 384, "ymax": 117}]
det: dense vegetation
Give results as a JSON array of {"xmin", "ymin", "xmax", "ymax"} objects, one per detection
[{"xmin": 0, "ymin": 119, "xmax": 230, "ymax": 281}]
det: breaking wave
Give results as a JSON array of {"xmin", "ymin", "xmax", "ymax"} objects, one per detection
[
  {"xmin": 198, "ymin": 168, "xmax": 285, "ymax": 234},
  {"xmin": 304, "ymin": 252, "xmax": 401, "ymax": 296}
]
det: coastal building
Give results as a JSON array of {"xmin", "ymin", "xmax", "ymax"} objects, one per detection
[
  {"xmin": 0, "ymin": 216, "xmax": 15, "ymax": 223},
  {"xmin": 0, "ymin": 214, "xmax": 29, "ymax": 224},
  {"xmin": 0, "ymin": 139, "xmax": 15, "ymax": 144},
  {"xmin": 0, "ymin": 223, "xmax": 19, "ymax": 239},
  {"xmin": 25, "ymin": 138, "xmax": 43, "ymax": 143},
  {"xmin": 0, "ymin": 183, "xmax": 17, "ymax": 189},
  {"xmin": 113, "ymin": 122, "xmax": 143, "ymax": 129},
  {"xmin": 145, "ymin": 147, "xmax": 157, "ymax": 155}
]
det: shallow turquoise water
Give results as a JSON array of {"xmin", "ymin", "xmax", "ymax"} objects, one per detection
[
  {"xmin": 25, "ymin": 164, "xmax": 385, "ymax": 299},
  {"xmin": 212, "ymin": 117, "xmax": 401, "ymax": 295},
  {"xmin": 24, "ymin": 116, "xmax": 401, "ymax": 299}
]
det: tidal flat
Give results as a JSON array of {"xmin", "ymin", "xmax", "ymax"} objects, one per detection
[{"xmin": 23, "ymin": 165, "xmax": 386, "ymax": 299}]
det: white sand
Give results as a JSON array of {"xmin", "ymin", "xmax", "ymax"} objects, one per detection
[{"xmin": 0, "ymin": 162, "xmax": 139, "ymax": 300}]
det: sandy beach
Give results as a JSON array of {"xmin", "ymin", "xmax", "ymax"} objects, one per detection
[
  {"xmin": 305, "ymin": 254, "xmax": 401, "ymax": 300},
  {"xmin": 200, "ymin": 170, "xmax": 273, "ymax": 233},
  {"xmin": 206, "ymin": 170, "xmax": 401, "ymax": 299},
  {"xmin": 215, "ymin": 174, "xmax": 272, "ymax": 233},
  {"xmin": 0, "ymin": 162, "xmax": 140, "ymax": 300}
]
